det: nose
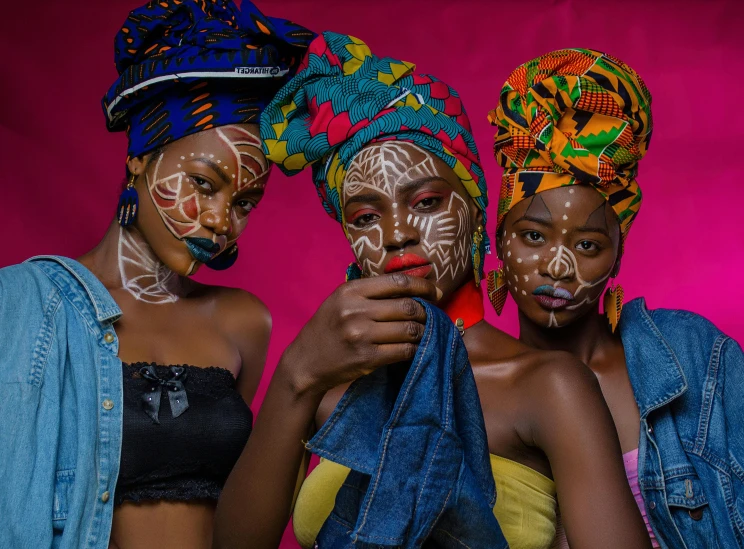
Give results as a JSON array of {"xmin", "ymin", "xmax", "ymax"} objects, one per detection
[
  {"xmin": 546, "ymin": 245, "xmax": 576, "ymax": 281},
  {"xmin": 382, "ymin": 211, "xmax": 420, "ymax": 251},
  {"xmin": 200, "ymin": 200, "xmax": 232, "ymax": 236}
]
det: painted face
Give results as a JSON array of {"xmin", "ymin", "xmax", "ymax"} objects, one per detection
[
  {"xmin": 133, "ymin": 123, "xmax": 269, "ymax": 276},
  {"xmin": 499, "ymin": 186, "xmax": 621, "ymax": 328},
  {"xmin": 342, "ymin": 141, "xmax": 479, "ymax": 299}
]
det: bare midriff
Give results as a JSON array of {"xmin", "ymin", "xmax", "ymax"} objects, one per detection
[{"xmin": 109, "ymin": 500, "xmax": 216, "ymax": 549}]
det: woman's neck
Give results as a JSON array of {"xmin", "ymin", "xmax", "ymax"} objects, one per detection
[
  {"xmin": 78, "ymin": 220, "xmax": 184, "ymax": 304},
  {"xmin": 518, "ymin": 307, "xmax": 617, "ymax": 367}
]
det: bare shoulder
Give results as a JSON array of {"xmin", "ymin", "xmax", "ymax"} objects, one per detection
[
  {"xmin": 472, "ymin": 325, "xmax": 602, "ymax": 416},
  {"xmin": 190, "ymin": 282, "xmax": 272, "ymax": 338}
]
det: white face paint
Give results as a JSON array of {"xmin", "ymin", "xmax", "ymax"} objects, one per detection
[
  {"xmin": 118, "ymin": 226, "xmax": 181, "ymax": 304},
  {"xmin": 502, "ymin": 192, "xmax": 615, "ymax": 328},
  {"xmin": 342, "ymin": 141, "xmax": 472, "ymax": 287}
]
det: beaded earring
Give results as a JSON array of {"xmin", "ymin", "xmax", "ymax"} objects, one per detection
[
  {"xmin": 486, "ymin": 267, "xmax": 508, "ymax": 315},
  {"xmin": 471, "ymin": 225, "xmax": 486, "ymax": 287},
  {"xmin": 346, "ymin": 262, "xmax": 363, "ymax": 281},
  {"xmin": 603, "ymin": 283, "xmax": 624, "ymax": 334},
  {"xmin": 117, "ymin": 173, "xmax": 139, "ymax": 227}
]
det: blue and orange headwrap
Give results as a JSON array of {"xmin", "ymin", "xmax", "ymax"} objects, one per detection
[
  {"xmin": 103, "ymin": 0, "xmax": 315, "ymax": 159},
  {"xmin": 260, "ymin": 32, "xmax": 490, "ymax": 276}
]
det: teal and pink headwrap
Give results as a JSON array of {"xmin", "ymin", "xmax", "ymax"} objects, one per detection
[
  {"xmin": 260, "ymin": 32, "xmax": 490, "ymax": 275},
  {"xmin": 103, "ymin": 0, "xmax": 315, "ymax": 159}
]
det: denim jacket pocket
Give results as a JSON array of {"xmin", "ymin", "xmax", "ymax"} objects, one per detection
[
  {"xmin": 665, "ymin": 474, "xmax": 719, "ymax": 547},
  {"xmin": 52, "ymin": 468, "xmax": 75, "ymax": 532}
]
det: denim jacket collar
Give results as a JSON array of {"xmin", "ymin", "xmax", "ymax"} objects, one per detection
[
  {"xmin": 619, "ymin": 297, "xmax": 688, "ymax": 419},
  {"xmin": 25, "ymin": 255, "xmax": 122, "ymax": 324}
]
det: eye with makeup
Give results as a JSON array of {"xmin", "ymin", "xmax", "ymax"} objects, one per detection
[
  {"xmin": 347, "ymin": 209, "xmax": 380, "ymax": 229},
  {"xmin": 411, "ymin": 191, "xmax": 445, "ymax": 212}
]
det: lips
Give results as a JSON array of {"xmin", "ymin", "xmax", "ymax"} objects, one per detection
[
  {"xmin": 184, "ymin": 237, "xmax": 221, "ymax": 263},
  {"xmin": 384, "ymin": 253, "xmax": 432, "ymax": 278},
  {"xmin": 532, "ymin": 285, "xmax": 575, "ymax": 310}
]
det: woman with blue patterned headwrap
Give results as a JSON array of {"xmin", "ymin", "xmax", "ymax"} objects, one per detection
[
  {"xmin": 215, "ymin": 33, "xmax": 652, "ymax": 549},
  {"xmin": 0, "ymin": 2, "xmax": 314, "ymax": 548}
]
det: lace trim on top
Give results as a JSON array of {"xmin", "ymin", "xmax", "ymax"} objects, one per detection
[{"xmin": 122, "ymin": 362, "xmax": 236, "ymax": 399}]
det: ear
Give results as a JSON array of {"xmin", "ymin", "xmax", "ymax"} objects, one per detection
[
  {"xmin": 611, "ymin": 254, "xmax": 622, "ymax": 278},
  {"xmin": 495, "ymin": 226, "xmax": 504, "ymax": 261},
  {"xmin": 473, "ymin": 208, "xmax": 484, "ymax": 231},
  {"xmin": 126, "ymin": 156, "xmax": 147, "ymax": 178}
]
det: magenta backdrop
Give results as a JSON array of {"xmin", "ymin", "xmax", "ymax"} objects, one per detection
[{"xmin": 1, "ymin": 1, "xmax": 742, "ymax": 546}]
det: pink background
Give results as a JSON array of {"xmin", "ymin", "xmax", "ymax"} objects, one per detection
[{"xmin": 1, "ymin": 1, "xmax": 742, "ymax": 546}]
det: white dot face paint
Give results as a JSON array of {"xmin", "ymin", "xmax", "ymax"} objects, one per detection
[
  {"xmin": 342, "ymin": 141, "xmax": 472, "ymax": 288},
  {"xmin": 499, "ymin": 187, "xmax": 620, "ymax": 329},
  {"xmin": 143, "ymin": 125, "xmax": 269, "ymax": 279}
]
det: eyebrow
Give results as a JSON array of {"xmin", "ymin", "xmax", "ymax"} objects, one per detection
[
  {"xmin": 513, "ymin": 214, "xmax": 553, "ymax": 227},
  {"xmin": 396, "ymin": 176, "xmax": 449, "ymax": 196},
  {"xmin": 344, "ymin": 193, "xmax": 382, "ymax": 206},
  {"xmin": 189, "ymin": 158, "xmax": 231, "ymax": 185},
  {"xmin": 343, "ymin": 176, "xmax": 450, "ymax": 207},
  {"xmin": 576, "ymin": 224, "xmax": 611, "ymax": 237}
]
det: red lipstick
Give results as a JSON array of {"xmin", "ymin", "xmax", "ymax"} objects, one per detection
[{"xmin": 384, "ymin": 253, "xmax": 432, "ymax": 278}]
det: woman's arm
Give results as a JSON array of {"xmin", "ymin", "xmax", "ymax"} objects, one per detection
[
  {"xmin": 528, "ymin": 354, "xmax": 652, "ymax": 549},
  {"xmin": 213, "ymin": 274, "xmax": 439, "ymax": 549}
]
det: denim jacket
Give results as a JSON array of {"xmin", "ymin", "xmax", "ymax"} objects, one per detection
[
  {"xmin": 621, "ymin": 298, "xmax": 744, "ymax": 549},
  {"xmin": 307, "ymin": 300, "xmax": 508, "ymax": 549},
  {"xmin": 0, "ymin": 256, "xmax": 122, "ymax": 549}
]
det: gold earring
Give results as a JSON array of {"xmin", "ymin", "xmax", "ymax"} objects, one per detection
[
  {"xmin": 472, "ymin": 225, "xmax": 484, "ymax": 287},
  {"xmin": 487, "ymin": 267, "xmax": 508, "ymax": 315},
  {"xmin": 603, "ymin": 284, "xmax": 624, "ymax": 334}
]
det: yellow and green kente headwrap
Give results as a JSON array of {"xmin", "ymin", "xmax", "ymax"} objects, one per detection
[{"xmin": 489, "ymin": 48, "xmax": 653, "ymax": 237}]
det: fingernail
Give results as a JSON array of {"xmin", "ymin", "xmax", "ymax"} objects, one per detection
[{"xmin": 435, "ymin": 287, "xmax": 443, "ymax": 300}]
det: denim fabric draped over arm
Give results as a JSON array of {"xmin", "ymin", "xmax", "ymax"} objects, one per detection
[{"xmin": 306, "ymin": 300, "xmax": 508, "ymax": 549}]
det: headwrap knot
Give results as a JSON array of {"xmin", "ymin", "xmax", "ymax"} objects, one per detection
[
  {"xmin": 103, "ymin": 0, "xmax": 315, "ymax": 159},
  {"xmin": 261, "ymin": 32, "xmax": 489, "ymax": 264},
  {"xmin": 489, "ymin": 48, "xmax": 653, "ymax": 235}
]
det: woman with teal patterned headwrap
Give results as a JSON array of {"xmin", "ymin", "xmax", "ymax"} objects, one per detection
[{"xmin": 216, "ymin": 32, "xmax": 652, "ymax": 549}]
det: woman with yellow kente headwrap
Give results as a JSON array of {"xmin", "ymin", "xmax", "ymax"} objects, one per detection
[
  {"xmin": 488, "ymin": 48, "xmax": 744, "ymax": 549},
  {"xmin": 215, "ymin": 35, "xmax": 652, "ymax": 549}
]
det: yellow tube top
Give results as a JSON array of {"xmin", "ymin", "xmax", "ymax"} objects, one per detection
[{"xmin": 293, "ymin": 455, "xmax": 560, "ymax": 549}]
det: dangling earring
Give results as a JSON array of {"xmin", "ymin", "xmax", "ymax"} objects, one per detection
[
  {"xmin": 346, "ymin": 262, "xmax": 362, "ymax": 281},
  {"xmin": 205, "ymin": 244, "xmax": 239, "ymax": 271},
  {"xmin": 117, "ymin": 173, "xmax": 139, "ymax": 227},
  {"xmin": 603, "ymin": 283, "xmax": 624, "ymax": 333},
  {"xmin": 471, "ymin": 225, "xmax": 485, "ymax": 287},
  {"xmin": 486, "ymin": 267, "xmax": 508, "ymax": 315}
]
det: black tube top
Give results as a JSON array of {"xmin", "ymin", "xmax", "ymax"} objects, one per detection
[{"xmin": 115, "ymin": 362, "xmax": 253, "ymax": 505}]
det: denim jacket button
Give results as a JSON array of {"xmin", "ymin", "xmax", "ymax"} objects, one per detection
[
  {"xmin": 102, "ymin": 399, "xmax": 114, "ymax": 410},
  {"xmin": 101, "ymin": 491, "xmax": 110, "ymax": 503},
  {"xmin": 104, "ymin": 333, "xmax": 115, "ymax": 344},
  {"xmin": 689, "ymin": 508, "xmax": 704, "ymax": 521},
  {"xmin": 647, "ymin": 425, "xmax": 654, "ymax": 435},
  {"xmin": 649, "ymin": 501, "xmax": 656, "ymax": 510}
]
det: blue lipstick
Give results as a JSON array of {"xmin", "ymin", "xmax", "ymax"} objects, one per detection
[{"xmin": 184, "ymin": 237, "xmax": 220, "ymax": 263}]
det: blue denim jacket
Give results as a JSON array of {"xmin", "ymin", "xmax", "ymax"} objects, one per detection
[
  {"xmin": 307, "ymin": 300, "xmax": 508, "ymax": 549},
  {"xmin": 621, "ymin": 298, "xmax": 744, "ymax": 549},
  {"xmin": 0, "ymin": 256, "xmax": 122, "ymax": 549}
]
